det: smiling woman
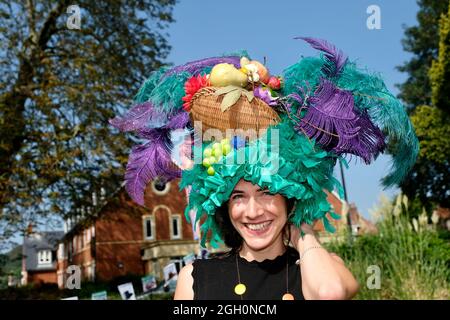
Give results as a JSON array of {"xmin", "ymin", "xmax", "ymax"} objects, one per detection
[
  {"xmin": 110, "ymin": 37, "xmax": 418, "ymax": 301},
  {"xmin": 174, "ymin": 179, "xmax": 359, "ymax": 300}
]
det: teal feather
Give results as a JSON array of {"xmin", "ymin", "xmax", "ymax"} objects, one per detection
[
  {"xmin": 147, "ymin": 65, "xmax": 214, "ymax": 114},
  {"xmin": 336, "ymin": 62, "xmax": 420, "ymax": 187},
  {"xmin": 282, "ymin": 55, "xmax": 419, "ymax": 187},
  {"xmin": 322, "ymin": 216, "xmax": 336, "ymax": 233},
  {"xmin": 329, "ymin": 210, "xmax": 341, "ymax": 220},
  {"xmin": 282, "ymin": 57, "xmax": 324, "ymax": 111},
  {"xmin": 180, "ymin": 120, "xmax": 344, "ymax": 246},
  {"xmin": 147, "ymin": 71, "xmax": 191, "ymax": 114},
  {"xmin": 221, "ymin": 49, "xmax": 251, "ymax": 59},
  {"xmin": 134, "ymin": 67, "xmax": 169, "ymax": 103}
]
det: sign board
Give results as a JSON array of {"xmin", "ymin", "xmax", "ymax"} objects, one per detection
[
  {"xmin": 91, "ymin": 291, "xmax": 107, "ymax": 300},
  {"xmin": 118, "ymin": 282, "xmax": 136, "ymax": 300},
  {"xmin": 141, "ymin": 275, "xmax": 157, "ymax": 293},
  {"xmin": 163, "ymin": 262, "xmax": 178, "ymax": 284},
  {"xmin": 182, "ymin": 253, "xmax": 196, "ymax": 265}
]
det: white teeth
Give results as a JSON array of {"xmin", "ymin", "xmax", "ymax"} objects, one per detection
[{"xmin": 246, "ymin": 221, "xmax": 271, "ymax": 231}]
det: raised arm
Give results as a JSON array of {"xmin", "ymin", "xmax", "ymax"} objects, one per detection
[{"xmin": 290, "ymin": 224, "xmax": 359, "ymax": 300}]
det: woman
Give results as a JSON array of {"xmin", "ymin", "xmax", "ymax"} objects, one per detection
[
  {"xmin": 110, "ymin": 37, "xmax": 418, "ymax": 301},
  {"xmin": 174, "ymin": 179, "xmax": 359, "ymax": 300}
]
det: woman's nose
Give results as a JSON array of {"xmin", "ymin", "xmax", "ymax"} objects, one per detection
[{"xmin": 245, "ymin": 197, "xmax": 265, "ymax": 219}]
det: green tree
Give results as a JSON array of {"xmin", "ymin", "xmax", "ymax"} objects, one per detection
[
  {"xmin": 396, "ymin": 0, "xmax": 449, "ymax": 111},
  {"xmin": 0, "ymin": 1, "xmax": 176, "ymax": 242},
  {"xmin": 429, "ymin": 3, "xmax": 450, "ymax": 111},
  {"xmin": 398, "ymin": 1, "xmax": 450, "ymax": 209}
]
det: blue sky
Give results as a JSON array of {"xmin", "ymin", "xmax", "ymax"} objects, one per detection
[{"xmin": 165, "ymin": 0, "xmax": 419, "ymax": 219}]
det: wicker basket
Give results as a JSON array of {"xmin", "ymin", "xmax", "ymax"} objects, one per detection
[{"xmin": 189, "ymin": 87, "xmax": 281, "ymax": 140}]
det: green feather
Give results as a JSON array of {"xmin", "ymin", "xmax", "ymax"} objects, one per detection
[
  {"xmin": 181, "ymin": 120, "xmax": 343, "ymax": 247},
  {"xmin": 282, "ymin": 57, "xmax": 324, "ymax": 112},
  {"xmin": 134, "ymin": 67, "xmax": 168, "ymax": 103},
  {"xmin": 322, "ymin": 216, "xmax": 336, "ymax": 233},
  {"xmin": 147, "ymin": 71, "xmax": 191, "ymax": 114},
  {"xmin": 282, "ymin": 56, "xmax": 419, "ymax": 188},
  {"xmin": 337, "ymin": 62, "xmax": 420, "ymax": 187}
]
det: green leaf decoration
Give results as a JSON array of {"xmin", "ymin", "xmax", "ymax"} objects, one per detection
[
  {"xmin": 214, "ymin": 85, "xmax": 241, "ymax": 96},
  {"xmin": 221, "ymin": 90, "xmax": 242, "ymax": 112},
  {"xmin": 214, "ymin": 86, "xmax": 254, "ymax": 110},
  {"xmin": 242, "ymin": 90, "xmax": 254, "ymax": 102},
  {"xmin": 269, "ymin": 88, "xmax": 279, "ymax": 98}
]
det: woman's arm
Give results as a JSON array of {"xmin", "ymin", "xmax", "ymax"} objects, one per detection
[
  {"xmin": 174, "ymin": 264, "xmax": 194, "ymax": 300},
  {"xmin": 290, "ymin": 224, "xmax": 359, "ymax": 300}
]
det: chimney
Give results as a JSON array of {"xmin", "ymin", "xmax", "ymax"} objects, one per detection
[{"xmin": 26, "ymin": 223, "xmax": 33, "ymax": 235}]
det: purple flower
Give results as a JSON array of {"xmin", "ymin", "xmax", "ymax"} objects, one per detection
[{"xmin": 253, "ymin": 87, "xmax": 278, "ymax": 106}]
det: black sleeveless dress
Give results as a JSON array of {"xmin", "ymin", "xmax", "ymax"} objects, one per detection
[{"xmin": 192, "ymin": 246, "xmax": 304, "ymax": 300}]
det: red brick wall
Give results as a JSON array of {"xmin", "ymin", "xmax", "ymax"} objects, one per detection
[
  {"xmin": 28, "ymin": 271, "xmax": 57, "ymax": 285},
  {"xmin": 143, "ymin": 180, "xmax": 193, "ymax": 240},
  {"xmin": 92, "ymin": 179, "xmax": 193, "ymax": 281},
  {"xmin": 154, "ymin": 206, "xmax": 170, "ymax": 240},
  {"xmin": 95, "ymin": 243, "xmax": 145, "ymax": 281},
  {"xmin": 58, "ymin": 179, "xmax": 194, "ymax": 282},
  {"xmin": 96, "ymin": 209, "xmax": 144, "ymax": 242},
  {"xmin": 72, "ymin": 247, "xmax": 93, "ymax": 266},
  {"xmin": 143, "ymin": 180, "xmax": 187, "ymax": 212},
  {"xmin": 95, "ymin": 179, "xmax": 192, "ymax": 242}
]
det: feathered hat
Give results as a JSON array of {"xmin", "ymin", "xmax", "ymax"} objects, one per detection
[{"xmin": 110, "ymin": 37, "xmax": 419, "ymax": 247}]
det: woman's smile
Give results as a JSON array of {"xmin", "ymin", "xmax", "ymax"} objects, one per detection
[{"xmin": 243, "ymin": 220, "xmax": 273, "ymax": 235}]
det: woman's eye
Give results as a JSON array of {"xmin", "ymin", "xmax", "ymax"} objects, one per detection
[{"xmin": 231, "ymin": 194, "xmax": 243, "ymax": 200}]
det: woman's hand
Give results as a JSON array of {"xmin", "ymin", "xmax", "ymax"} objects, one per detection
[
  {"xmin": 289, "ymin": 222, "xmax": 317, "ymax": 253},
  {"xmin": 288, "ymin": 222, "xmax": 359, "ymax": 300}
]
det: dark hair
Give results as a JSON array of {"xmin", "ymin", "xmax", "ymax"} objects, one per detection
[{"xmin": 213, "ymin": 197, "xmax": 296, "ymax": 250}]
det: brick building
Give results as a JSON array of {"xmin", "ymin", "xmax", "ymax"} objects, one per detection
[
  {"xmin": 21, "ymin": 230, "xmax": 64, "ymax": 286},
  {"xmin": 56, "ymin": 179, "xmax": 197, "ymax": 287}
]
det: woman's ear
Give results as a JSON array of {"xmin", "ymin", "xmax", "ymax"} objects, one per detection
[{"xmin": 282, "ymin": 222, "xmax": 292, "ymax": 246}]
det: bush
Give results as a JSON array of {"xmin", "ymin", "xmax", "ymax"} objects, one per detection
[
  {"xmin": 0, "ymin": 283, "xmax": 73, "ymax": 300},
  {"xmin": 325, "ymin": 194, "xmax": 450, "ymax": 300},
  {"xmin": 0, "ymin": 273, "xmax": 173, "ymax": 300}
]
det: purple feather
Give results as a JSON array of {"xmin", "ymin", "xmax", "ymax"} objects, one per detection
[
  {"xmin": 295, "ymin": 37, "xmax": 348, "ymax": 77},
  {"xmin": 335, "ymin": 111, "xmax": 386, "ymax": 164},
  {"xmin": 162, "ymin": 56, "xmax": 241, "ymax": 78},
  {"xmin": 136, "ymin": 111, "xmax": 189, "ymax": 139},
  {"xmin": 295, "ymin": 79, "xmax": 385, "ymax": 163},
  {"xmin": 165, "ymin": 112, "xmax": 190, "ymax": 130},
  {"xmin": 109, "ymin": 101, "xmax": 167, "ymax": 132},
  {"xmin": 125, "ymin": 130, "xmax": 181, "ymax": 206}
]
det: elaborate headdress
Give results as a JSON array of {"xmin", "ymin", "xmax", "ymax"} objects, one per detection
[{"xmin": 110, "ymin": 38, "xmax": 419, "ymax": 247}]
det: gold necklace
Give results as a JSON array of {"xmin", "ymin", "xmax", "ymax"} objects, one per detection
[{"xmin": 234, "ymin": 249, "xmax": 295, "ymax": 300}]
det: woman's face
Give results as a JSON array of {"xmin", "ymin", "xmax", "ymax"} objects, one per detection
[{"xmin": 228, "ymin": 179, "xmax": 287, "ymax": 251}]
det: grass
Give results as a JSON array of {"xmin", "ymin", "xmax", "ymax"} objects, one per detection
[{"xmin": 324, "ymin": 194, "xmax": 450, "ymax": 300}]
